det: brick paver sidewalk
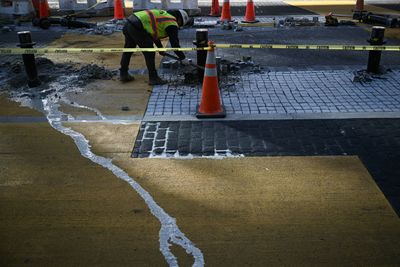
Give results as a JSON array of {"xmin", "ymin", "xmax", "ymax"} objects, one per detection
[{"xmin": 145, "ymin": 69, "xmax": 400, "ymax": 119}]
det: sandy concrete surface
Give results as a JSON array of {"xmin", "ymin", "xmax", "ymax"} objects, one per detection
[
  {"xmin": 0, "ymin": 96, "xmax": 42, "ymax": 117},
  {"xmin": 380, "ymin": 28, "xmax": 400, "ymax": 40},
  {"xmin": 66, "ymin": 122, "xmax": 400, "ymax": 266},
  {"xmin": 60, "ymin": 77, "xmax": 151, "ymax": 118},
  {"xmin": 43, "ymin": 32, "xmax": 161, "ymax": 118},
  {"xmin": 46, "ymin": 32, "xmax": 163, "ymax": 71},
  {"xmin": 0, "ymin": 125, "xmax": 165, "ymax": 266},
  {"xmin": 0, "ymin": 97, "xmax": 169, "ymax": 266}
]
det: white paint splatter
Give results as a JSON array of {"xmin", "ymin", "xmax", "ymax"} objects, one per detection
[
  {"xmin": 141, "ymin": 122, "xmax": 245, "ymax": 159},
  {"xmin": 10, "ymin": 80, "xmax": 204, "ymax": 266},
  {"xmin": 61, "ymin": 97, "xmax": 107, "ymax": 120}
]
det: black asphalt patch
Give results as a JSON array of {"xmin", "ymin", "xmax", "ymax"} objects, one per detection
[
  {"xmin": 372, "ymin": 4, "xmax": 400, "ymax": 12},
  {"xmin": 178, "ymin": 27, "xmax": 400, "ymax": 68},
  {"xmin": 132, "ymin": 119, "xmax": 400, "ymax": 216}
]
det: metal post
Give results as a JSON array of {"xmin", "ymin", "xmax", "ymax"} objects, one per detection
[
  {"xmin": 367, "ymin": 26, "xmax": 385, "ymax": 74},
  {"xmin": 193, "ymin": 28, "xmax": 208, "ymax": 82},
  {"xmin": 17, "ymin": 31, "xmax": 41, "ymax": 87}
]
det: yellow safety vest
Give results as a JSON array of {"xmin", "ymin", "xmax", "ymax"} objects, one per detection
[{"xmin": 134, "ymin": 9, "xmax": 178, "ymax": 40}]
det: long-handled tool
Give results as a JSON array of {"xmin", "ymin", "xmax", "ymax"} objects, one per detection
[{"xmin": 162, "ymin": 52, "xmax": 205, "ymax": 70}]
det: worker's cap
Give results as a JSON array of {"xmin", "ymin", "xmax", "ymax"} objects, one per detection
[
  {"xmin": 178, "ymin": 9, "xmax": 190, "ymax": 26},
  {"xmin": 167, "ymin": 9, "xmax": 191, "ymax": 27}
]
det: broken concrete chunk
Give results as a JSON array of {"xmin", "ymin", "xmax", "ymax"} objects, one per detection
[
  {"xmin": 242, "ymin": 56, "xmax": 252, "ymax": 62},
  {"xmin": 162, "ymin": 61, "xmax": 171, "ymax": 69}
]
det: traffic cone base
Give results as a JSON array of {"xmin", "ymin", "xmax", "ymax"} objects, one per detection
[
  {"xmin": 241, "ymin": 19, "xmax": 259, "ymax": 23},
  {"xmin": 196, "ymin": 105, "xmax": 226, "ymax": 118}
]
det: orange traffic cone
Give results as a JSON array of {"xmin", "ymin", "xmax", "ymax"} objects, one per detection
[
  {"xmin": 220, "ymin": 0, "xmax": 232, "ymax": 22},
  {"xmin": 210, "ymin": 0, "xmax": 220, "ymax": 16},
  {"xmin": 114, "ymin": 0, "xmax": 125, "ymax": 20},
  {"xmin": 39, "ymin": 0, "xmax": 49, "ymax": 19},
  {"xmin": 242, "ymin": 0, "xmax": 259, "ymax": 23},
  {"xmin": 355, "ymin": 0, "xmax": 364, "ymax": 11},
  {"xmin": 196, "ymin": 41, "xmax": 226, "ymax": 118}
]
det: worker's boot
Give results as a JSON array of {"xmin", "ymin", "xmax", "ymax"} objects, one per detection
[
  {"xmin": 148, "ymin": 71, "xmax": 167, "ymax": 86},
  {"xmin": 120, "ymin": 70, "xmax": 135, "ymax": 82}
]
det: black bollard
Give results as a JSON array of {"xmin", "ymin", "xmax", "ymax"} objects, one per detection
[
  {"xmin": 193, "ymin": 29, "xmax": 208, "ymax": 83},
  {"xmin": 17, "ymin": 31, "xmax": 41, "ymax": 87},
  {"xmin": 367, "ymin": 26, "xmax": 385, "ymax": 74}
]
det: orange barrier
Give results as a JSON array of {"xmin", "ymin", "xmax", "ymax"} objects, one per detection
[
  {"xmin": 220, "ymin": 0, "xmax": 232, "ymax": 22},
  {"xmin": 196, "ymin": 41, "xmax": 226, "ymax": 118},
  {"xmin": 210, "ymin": 0, "xmax": 220, "ymax": 16},
  {"xmin": 114, "ymin": 0, "xmax": 125, "ymax": 20},
  {"xmin": 242, "ymin": 0, "xmax": 259, "ymax": 23}
]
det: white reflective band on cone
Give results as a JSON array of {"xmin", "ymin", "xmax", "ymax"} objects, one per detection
[
  {"xmin": 206, "ymin": 50, "xmax": 216, "ymax": 65},
  {"xmin": 205, "ymin": 66, "xmax": 218, "ymax": 77}
]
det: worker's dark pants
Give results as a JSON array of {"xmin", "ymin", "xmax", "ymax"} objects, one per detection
[{"xmin": 120, "ymin": 22, "xmax": 158, "ymax": 78}]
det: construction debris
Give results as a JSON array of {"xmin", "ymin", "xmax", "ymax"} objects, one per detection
[
  {"xmin": 0, "ymin": 57, "xmax": 116, "ymax": 96},
  {"xmin": 358, "ymin": 12, "xmax": 400, "ymax": 28},
  {"xmin": 352, "ymin": 70, "xmax": 373, "ymax": 83},
  {"xmin": 277, "ymin": 17, "xmax": 320, "ymax": 27},
  {"xmin": 325, "ymin": 13, "xmax": 357, "ymax": 26},
  {"xmin": 219, "ymin": 57, "xmax": 263, "ymax": 75},
  {"xmin": 193, "ymin": 18, "xmax": 216, "ymax": 28},
  {"xmin": 159, "ymin": 53, "xmax": 263, "ymax": 92},
  {"xmin": 325, "ymin": 13, "xmax": 339, "ymax": 26},
  {"xmin": 76, "ymin": 64, "xmax": 115, "ymax": 81},
  {"xmin": 352, "ymin": 69, "xmax": 389, "ymax": 83},
  {"xmin": 221, "ymin": 21, "xmax": 233, "ymax": 30},
  {"xmin": 162, "ymin": 60, "xmax": 180, "ymax": 69},
  {"xmin": 81, "ymin": 19, "xmax": 125, "ymax": 35}
]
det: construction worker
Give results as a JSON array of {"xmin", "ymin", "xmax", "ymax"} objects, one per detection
[{"xmin": 120, "ymin": 9, "xmax": 191, "ymax": 85}]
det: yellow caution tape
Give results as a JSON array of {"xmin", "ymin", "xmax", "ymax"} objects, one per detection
[
  {"xmin": 215, "ymin": 44, "xmax": 400, "ymax": 51},
  {"xmin": 0, "ymin": 47, "xmax": 210, "ymax": 55},
  {"xmin": 1, "ymin": 44, "xmax": 400, "ymax": 54}
]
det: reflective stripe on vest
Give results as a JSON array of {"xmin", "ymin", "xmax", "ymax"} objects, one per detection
[
  {"xmin": 134, "ymin": 10, "xmax": 178, "ymax": 40},
  {"xmin": 145, "ymin": 10, "xmax": 158, "ymax": 40}
]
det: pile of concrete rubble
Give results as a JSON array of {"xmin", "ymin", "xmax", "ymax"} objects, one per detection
[{"xmin": 81, "ymin": 18, "xmax": 125, "ymax": 35}]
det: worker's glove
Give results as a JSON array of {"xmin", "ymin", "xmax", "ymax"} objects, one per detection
[
  {"xmin": 159, "ymin": 51, "xmax": 166, "ymax": 57},
  {"xmin": 180, "ymin": 58, "xmax": 191, "ymax": 65}
]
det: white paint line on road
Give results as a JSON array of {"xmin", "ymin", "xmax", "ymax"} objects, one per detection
[
  {"xmin": 44, "ymin": 98, "xmax": 205, "ymax": 267},
  {"xmin": 9, "ymin": 80, "xmax": 205, "ymax": 267}
]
